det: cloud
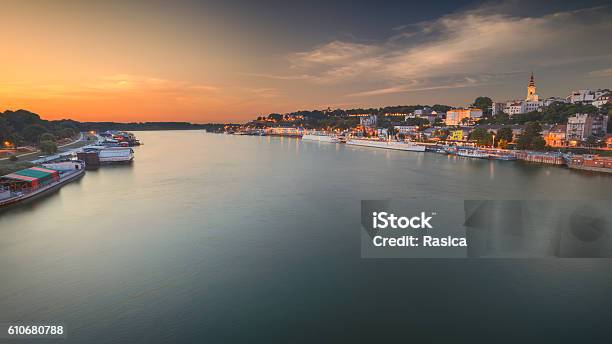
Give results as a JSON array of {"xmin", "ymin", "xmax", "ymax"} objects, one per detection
[
  {"xmin": 291, "ymin": 41, "xmax": 380, "ymax": 66},
  {"xmin": 274, "ymin": 5, "xmax": 612, "ymax": 97},
  {"xmin": 588, "ymin": 68, "xmax": 612, "ymax": 78},
  {"xmin": 1, "ymin": 75, "xmax": 220, "ymax": 100}
]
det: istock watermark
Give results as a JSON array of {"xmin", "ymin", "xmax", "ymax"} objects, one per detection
[
  {"xmin": 372, "ymin": 211, "xmax": 434, "ymax": 229},
  {"xmin": 361, "ymin": 200, "xmax": 612, "ymax": 259}
]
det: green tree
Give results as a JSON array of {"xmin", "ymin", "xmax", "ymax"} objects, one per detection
[
  {"xmin": 532, "ymin": 136, "xmax": 546, "ymax": 150},
  {"xmin": 469, "ymin": 128, "xmax": 493, "ymax": 146},
  {"xmin": 431, "ymin": 104, "xmax": 452, "ymax": 113},
  {"xmin": 405, "ymin": 117, "xmax": 429, "ymax": 126},
  {"xmin": 433, "ymin": 118, "xmax": 445, "ymax": 126},
  {"xmin": 267, "ymin": 113, "xmax": 283, "ymax": 121},
  {"xmin": 473, "ymin": 97, "xmax": 492, "ymax": 114},
  {"xmin": 22, "ymin": 124, "xmax": 47, "ymax": 143},
  {"xmin": 56, "ymin": 127, "xmax": 75, "ymax": 139},
  {"xmin": 39, "ymin": 140, "xmax": 57, "ymax": 154},
  {"xmin": 437, "ymin": 129, "xmax": 450, "ymax": 140},
  {"xmin": 496, "ymin": 127, "xmax": 514, "ymax": 143},
  {"xmin": 516, "ymin": 122, "xmax": 545, "ymax": 150},
  {"xmin": 39, "ymin": 132, "xmax": 56, "ymax": 142},
  {"xmin": 585, "ymin": 135, "xmax": 599, "ymax": 149},
  {"xmin": 0, "ymin": 118, "xmax": 13, "ymax": 144}
]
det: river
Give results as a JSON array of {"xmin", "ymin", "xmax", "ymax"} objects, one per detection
[{"xmin": 1, "ymin": 131, "xmax": 611, "ymax": 342}]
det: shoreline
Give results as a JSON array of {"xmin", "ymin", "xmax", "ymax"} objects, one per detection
[{"xmin": 225, "ymin": 132, "xmax": 612, "ymax": 174}]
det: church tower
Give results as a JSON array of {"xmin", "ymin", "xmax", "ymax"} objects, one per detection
[{"xmin": 526, "ymin": 72, "xmax": 539, "ymax": 101}]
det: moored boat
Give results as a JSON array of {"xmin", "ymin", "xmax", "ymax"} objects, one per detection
[
  {"xmin": 83, "ymin": 146, "xmax": 134, "ymax": 164},
  {"xmin": 489, "ymin": 154, "xmax": 517, "ymax": 161},
  {"xmin": 0, "ymin": 161, "xmax": 86, "ymax": 208},
  {"xmin": 346, "ymin": 139, "xmax": 426, "ymax": 152},
  {"xmin": 456, "ymin": 148, "xmax": 489, "ymax": 159},
  {"xmin": 302, "ymin": 133, "xmax": 340, "ymax": 143},
  {"xmin": 566, "ymin": 154, "xmax": 612, "ymax": 173}
]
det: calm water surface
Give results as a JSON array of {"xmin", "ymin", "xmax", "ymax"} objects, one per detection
[{"xmin": 1, "ymin": 131, "xmax": 611, "ymax": 343}]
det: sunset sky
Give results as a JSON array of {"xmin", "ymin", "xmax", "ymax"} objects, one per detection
[{"xmin": 1, "ymin": 0, "xmax": 612, "ymax": 123}]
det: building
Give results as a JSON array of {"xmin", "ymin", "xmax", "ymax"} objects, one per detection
[
  {"xmin": 447, "ymin": 129, "xmax": 470, "ymax": 142},
  {"xmin": 420, "ymin": 111, "xmax": 439, "ymax": 124},
  {"xmin": 543, "ymin": 97, "xmax": 567, "ymax": 106},
  {"xmin": 593, "ymin": 93, "xmax": 611, "ymax": 108},
  {"xmin": 605, "ymin": 134, "xmax": 612, "ymax": 150},
  {"xmin": 491, "ymin": 102, "xmax": 505, "ymax": 116},
  {"xmin": 406, "ymin": 108, "xmax": 439, "ymax": 124},
  {"xmin": 492, "ymin": 73, "xmax": 544, "ymax": 116},
  {"xmin": 360, "ymin": 115, "xmax": 377, "ymax": 127},
  {"xmin": 394, "ymin": 125, "xmax": 419, "ymax": 134},
  {"xmin": 384, "ymin": 113, "xmax": 408, "ymax": 118},
  {"xmin": 445, "ymin": 108, "xmax": 483, "ymax": 126},
  {"xmin": 566, "ymin": 113, "xmax": 609, "ymax": 142},
  {"xmin": 565, "ymin": 89, "xmax": 609, "ymax": 104},
  {"xmin": 266, "ymin": 127, "xmax": 305, "ymax": 136},
  {"xmin": 526, "ymin": 73, "xmax": 539, "ymax": 101},
  {"xmin": 544, "ymin": 124, "xmax": 567, "ymax": 147}
]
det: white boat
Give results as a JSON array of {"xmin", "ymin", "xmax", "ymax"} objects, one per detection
[
  {"xmin": 457, "ymin": 149, "xmax": 489, "ymax": 159},
  {"xmin": 98, "ymin": 148, "xmax": 134, "ymax": 163},
  {"xmin": 346, "ymin": 139, "xmax": 426, "ymax": 152},
  {"xmin": 83, "ymin": 146, "xmax": 134, "ymax": 163},
  {"xmin": 302, "ymin": 134, "xmax": 340, "ymax": 143}
]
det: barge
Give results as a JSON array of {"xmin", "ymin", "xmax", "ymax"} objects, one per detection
[{"xmin": 0, "ymin": 161, "xmax": 86, "ymax": 208}]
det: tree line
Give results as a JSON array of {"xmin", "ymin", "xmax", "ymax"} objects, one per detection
[{"xmin": 0, "ymin": 109, "xmax": 212, "ymax": 150}]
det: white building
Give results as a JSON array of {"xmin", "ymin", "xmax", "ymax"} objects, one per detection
[
  {"xmin": 406, "ymin": 108, "xmax": 440, "ymax": 124},
  {"xmin": 593, "ymin": 93, "xmax": 611, "ymax": 108},
  {"xmin": 491, "ymin": 102, "xmax": 505, "ymax": 116},
  {"xmin": 565, "ymin": 89, "xmax": 609, "ymax": 104},
  {"xmin": 543, "ymin": 97, "xmax": 567, "ymax": 106},
  {"xmin": 360, "ymin": 115, "xmax": 377, "ymax": 127},
  {"xmin": 566, "ymin": 113, "xmax": 609, "ymax": 141}
]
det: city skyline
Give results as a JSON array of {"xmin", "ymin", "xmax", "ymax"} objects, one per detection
[{"xmin": 1, "ymin": 0, "xmax": 612, "ymax": 123}]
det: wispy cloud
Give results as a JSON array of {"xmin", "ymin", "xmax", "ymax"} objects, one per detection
[
  {"xmin": 588, "ymin": 68, "xmax": 612, "ymax": 78},
  {"xmin": 264, "ymin": 5, "xmax": 612, "ymax": 98},
  {"xmin": 0, "ymin": 74, "xmax": 220, "ymax": 100}
]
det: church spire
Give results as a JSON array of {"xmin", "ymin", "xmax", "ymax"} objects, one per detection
[{"xmin": 526, "ymin": 72, "xmax": 539, "ymax": 101}]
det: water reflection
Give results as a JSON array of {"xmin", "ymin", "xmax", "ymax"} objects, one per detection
[{"xmin": 0, "ymin": 131, "xmax": 610, "ymax": 343}]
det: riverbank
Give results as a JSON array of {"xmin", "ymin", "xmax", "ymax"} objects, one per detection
[
  {"xmin": 292, "ymin": 134, "xmax": 612, "ymax": 174},
  {"xmin": 0, "ymin": 133, "xmax": 95, "ymax": 175}
]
